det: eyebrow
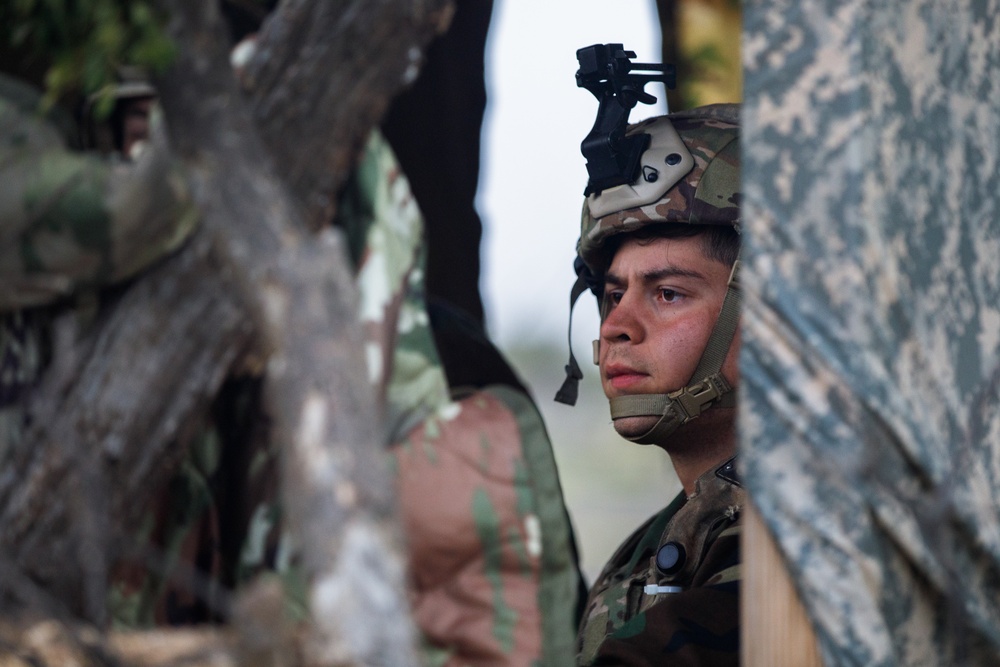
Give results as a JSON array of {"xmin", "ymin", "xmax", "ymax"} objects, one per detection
[{"xmin": 604, "ymin": 266, "xmax": 706, "ymax": 287}]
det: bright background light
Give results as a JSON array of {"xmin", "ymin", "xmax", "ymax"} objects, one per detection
[{"xmin": 481, "ymin": 1, "xmax": 667, "ymax": 347}]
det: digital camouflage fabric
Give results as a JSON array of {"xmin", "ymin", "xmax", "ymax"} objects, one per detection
[
  {"xmin": 743, "ymin": 1, "xmax": 1000, "ymax": 664},
  {"xmin": 577, "ymin": 458, "xmax": 742, "ymax": 666}
]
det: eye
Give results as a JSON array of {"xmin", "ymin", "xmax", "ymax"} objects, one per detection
[
  {"xmin": 659, "ymin": 288, "xmax": 680, "ymax": 303},
  {"xmin": 607, "ymin": 289, "xmax": 624, "ymax": 305}
]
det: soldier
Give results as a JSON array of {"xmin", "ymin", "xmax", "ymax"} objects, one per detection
[
  {"xmin": 557, "ymin": 46, "xmax": 742, "ymax": 666},
  {"xmin": 107, "ymin": 69, "xmax": 157, "ymax": 160},
  {"xmin": 77, "ymin": 67, "xmax": 159, "ymax": 160}
]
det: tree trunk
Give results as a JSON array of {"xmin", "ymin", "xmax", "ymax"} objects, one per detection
[{"xmin": 0, "ymin": 236, "xmax": 251, "ymax": 624}]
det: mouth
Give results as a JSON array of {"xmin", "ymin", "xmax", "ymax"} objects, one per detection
[{"xmin": 603, "ymin": 364, "xmax": 649, "ymax": 391}]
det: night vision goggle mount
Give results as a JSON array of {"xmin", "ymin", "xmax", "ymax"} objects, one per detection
[{"xmin": 576, "ymin": 43, "xmax": 675, "ymax": 196}]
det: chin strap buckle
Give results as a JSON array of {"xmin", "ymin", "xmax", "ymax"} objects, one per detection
[{"xmin": 671, "ymin": 374, "xmax": 733, "ymax": 420}]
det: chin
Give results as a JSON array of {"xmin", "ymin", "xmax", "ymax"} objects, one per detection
[{"xmin": 612, "ymin": 415, "xmax": 661, "ymax": 442}]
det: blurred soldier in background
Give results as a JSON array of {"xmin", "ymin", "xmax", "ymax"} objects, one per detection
[
  {"xmin": 77, "ymin": 68, "xmax": 158, "ymax": 159},
  {"xmin": 106, "ymin": 69, "xmax": 157, "ymax": 160},
  {"xmin": 226, "ymin": 6, "xmax": 588, "ymax": 660},
  {"xmin": 1, "ymin": 3, "xmax": 585, "ymax": 660},
  {"xmin": 343, "ymin": 132, "xmax": 585, "ymax": 664},
  {"xmin": 0, "ymin": 62, "xmax": 209, "ymax": 627}
]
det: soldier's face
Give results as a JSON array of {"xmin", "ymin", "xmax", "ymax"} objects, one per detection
[
  {"xmin": 122, "ymin": 97, "xmax": 154, "ymax": 159},
  {"xmin": 598, "ymin": 235, "xmax": 739, "ymax": 440}
]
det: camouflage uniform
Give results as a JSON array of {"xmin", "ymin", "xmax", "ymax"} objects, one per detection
[
  {"xmin": 563, "ymin": 103, "xmax": 743, "ymax": 665},
  {"xmin": 577, "ymin": 459, "xmax": 742, "ymax": 666},
  {"xmin": 742, "ymin": 1, "xmax": 1000, "ymax": 663},
  {"xmin": 351, "ymin": 132, "xmax": 584, "ymax": 665},
  {"xmin": 0, "ymin": 75, "xmax": 196, "ymax": 311}
]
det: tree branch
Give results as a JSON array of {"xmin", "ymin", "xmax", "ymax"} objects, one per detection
[{"xmin": 243, "ymin": 0, "xmax": 456, "ymax": 228}]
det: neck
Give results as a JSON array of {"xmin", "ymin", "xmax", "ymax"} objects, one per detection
[{"xmin": 660, "ymin": 407, "xmax": 737, "ymax": 496}]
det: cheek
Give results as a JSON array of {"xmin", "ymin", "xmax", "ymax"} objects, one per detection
[
  {"xmin": 126, "ymin": 119, "xmax": 149, "ymax": 139},
  {"xmin": 649, "ymin": 313, "xmax": 718, "ymax": 375},
  {"xmin": 655, "ymin": 312, "xmax": 714, "ymax": 352}
]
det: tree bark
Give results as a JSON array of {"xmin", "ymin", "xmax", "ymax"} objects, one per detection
[{"xmin": 0, "ymin": 235, "xmax": 250, "ymax": 624}]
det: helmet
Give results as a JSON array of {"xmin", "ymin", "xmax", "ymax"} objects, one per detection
[
  {"xmin": 577, "ymin": 105, "xmax": 740, "ymax": 275},
  {"xmin": 108, "ymin": 65, "xmax": 157, "ymax": 100},
  {"xmin": 555, "ymin": 59, "xmax": 742, "ymax": 446}
]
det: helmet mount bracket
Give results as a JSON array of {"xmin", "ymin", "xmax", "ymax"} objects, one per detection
[{"xmin": 576, "ymin": 44, "xmax": 676, "ymax": 196}]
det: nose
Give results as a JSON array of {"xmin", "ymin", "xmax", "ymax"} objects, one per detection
[{"xmin": 600, "ymin": 290, "xmax": 644, "ymax": 345}]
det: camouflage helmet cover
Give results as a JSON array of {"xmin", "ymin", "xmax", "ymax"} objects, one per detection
[{"xmin": 578, "ymin": 103, "xmax": 741, "ymax": 274}]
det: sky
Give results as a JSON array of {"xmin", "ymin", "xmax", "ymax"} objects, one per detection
[{"xmin": 479, "ymin": 1, "xmax": 667, "ymax": 352}]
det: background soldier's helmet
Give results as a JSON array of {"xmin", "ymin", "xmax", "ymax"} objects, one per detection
[
  {"xmin": 576, "ymin": 103, "xmax": 741, "ymax": 279},
  {"xmin": 109, "ymin": 65, "xmax": 157, "ymax": 101},
  {"xmin": 83, "ymin": 66, "xmax": 157, "ymax": 154}
]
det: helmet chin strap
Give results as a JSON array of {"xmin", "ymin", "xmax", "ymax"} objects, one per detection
[{"xmin": 608, "ymin": 258, "xmax": 742, "ymax": 445}]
